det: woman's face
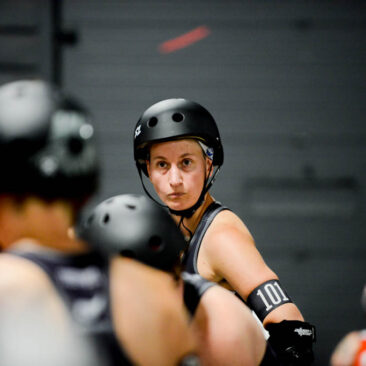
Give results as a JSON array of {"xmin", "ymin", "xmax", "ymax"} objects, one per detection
[{"xmin": 147, "ymin": 139, "xmax": 212, "ymax": 212}]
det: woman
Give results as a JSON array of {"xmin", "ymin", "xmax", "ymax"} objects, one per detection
[
  {"xmin": 133, "ymin": 98, "xmax": 316, "ymax": 365},
  {"xmin": 0, "ymin": 79, "xmax": 122, "ymax": 366}
]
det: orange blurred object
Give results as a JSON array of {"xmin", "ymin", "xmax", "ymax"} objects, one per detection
[{"xmin": 354, "ymin": 331, "xmax": 366, "ymax": 366}]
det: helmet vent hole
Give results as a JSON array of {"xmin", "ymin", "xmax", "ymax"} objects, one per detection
[
  {"xmin": 87, "ymin": 214, "xmax": 95, "ymax": 226},
  {"xmin": 106, "ymin": 198, "xmax": 114, "ymax": 204},
  {"xmin": 119, "ymin": 249, "xmax": 136, "ymax": 259},
  {"xmin": 126, "ymin": 204, "xmax": 136, "ymax": 210},
  {"xmin": 148, "ymin": 235, "xmax": 163, "ymax": 252},
  {"xmin": 172, "ymin": 113, "xmax": 184, "ymax": 122},
  {"xmin": 102, "ymin": 213, "xmax": 110, "ymax": 224},
  {"xmin": 68, "ymin": 137, "xmax": 84, "ymax": 155},
  {"xmin": 147, "ymin": 117, "xmax": 158, "ymax": 127}
]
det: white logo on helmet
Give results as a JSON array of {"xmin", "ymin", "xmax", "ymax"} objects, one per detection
[
  {"xmin": 197, "ymin": 141, "xmax": 214, "ymax": 161},
  {"xmin": 134, "ymin": 125, "xmax": 141, "ymax": 138}
]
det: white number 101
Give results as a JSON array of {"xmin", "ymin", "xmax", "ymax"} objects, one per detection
[{"xmin": 256, "ymin": 282, "xmax": 289, "ymax": 311}]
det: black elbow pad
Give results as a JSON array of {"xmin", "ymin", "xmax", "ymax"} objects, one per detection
[{"xmin": 266, "ymin": 320, "xmax": 316, "ymax": 366}]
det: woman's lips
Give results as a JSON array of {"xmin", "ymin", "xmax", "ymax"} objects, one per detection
[{"xmin": 168, "ymin": 192, "xmax": 185, "ymax": 199}]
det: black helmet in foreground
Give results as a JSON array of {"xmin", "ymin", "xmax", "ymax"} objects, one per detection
[
  {"xmin": 0, "ymin": 79, "xmax": 99, "ymax": 200},
  {"xmin": 76, "ymin": 194, "xmax": 187, "ymax": 272}
]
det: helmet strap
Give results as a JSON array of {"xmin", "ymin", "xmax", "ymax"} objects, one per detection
[
  {"xmin": 137, "ymin": 162, "xmax": 221, "ymax": 220},
  {"xmin": 178, "ymin": 216, "xmax": 193, "ymax": 241},
  {"xmin": 168, "ymin": 164, "xmax": 220, "ymax": 219},
  {"xmin": 136, "ymin": 163, "xmax": 168, "ymax": 210}
]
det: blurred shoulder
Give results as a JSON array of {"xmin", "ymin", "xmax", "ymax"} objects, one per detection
[{"xmin": 0, "ymin": 253, "xmax": 54, "ymax": 298}]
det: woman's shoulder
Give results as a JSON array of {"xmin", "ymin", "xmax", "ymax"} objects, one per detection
[
  {"xmin": 213, "ymin": 207, "xmax": 252, "ymax": 233},
  {"xmin": 203, "ymin": 206, "xmax": 255, "ymax": 251},
  {"xmin": 0, "ymin": 251, "xmax": 55, "ymax": 295}
]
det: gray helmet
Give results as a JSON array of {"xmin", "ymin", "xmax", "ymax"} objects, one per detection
[
  {"xmin": 0, "ymin": 79, "xmax": 99, "ymax": 200},
  {"xmin": 76, "ymin": 194, "xmax": 187, "ymax": 272},
  {"xmin": 134, "ymin": 98, "xmax": 223, "ymax": 176}
]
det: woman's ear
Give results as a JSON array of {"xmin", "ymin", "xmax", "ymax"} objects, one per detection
[{"xmin": 67, "ymin": 227, "xmax": 76, "ymax": 240}]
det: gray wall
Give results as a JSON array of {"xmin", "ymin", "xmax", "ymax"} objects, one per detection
[
  {"xmin": 0, "ymin": 0, "xmax": 55, "ymax": 84},
  {"xmin": 1, "ymin": 0, "xmax": 365, "ymax": 364},
  {"xmin": 62, "ymin": 2, "xmax": 366, "ymax": 365}
]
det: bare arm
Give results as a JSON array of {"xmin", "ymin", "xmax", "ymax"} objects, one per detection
[
  {"xmin": 202, "ymin": 211, "xmax": 304, "ymax": 326},
  {"xmin": 330, "ymin": 331, "xmax": 362, "ymax": 366},
  {"xmin": 192, "ymin": 284, "xmax": 266, "ymax": 366},
  {"xmin": 110, "ymin": 257, "xmax": 198, "ymax": 366}
]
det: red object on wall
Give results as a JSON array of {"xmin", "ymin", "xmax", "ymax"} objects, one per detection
[{"xmin": 158, "ymin": 26, "xmax": 211, "ymax": 54}]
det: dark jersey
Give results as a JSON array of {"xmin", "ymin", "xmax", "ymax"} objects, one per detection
[
  {"xmin": 181, "ymin": 201, "xmax": 228, "ymax": 317},
  {"xmin": 183, "ymin": 204, "xmax": 279, "ymax": 366},
  {"xmin": 184, "ymin": 201, "xmax": 229, "ymax": 275},
  {"xmin": 9, "ymin": 247, "xmax": 133, "ymax": 366}
]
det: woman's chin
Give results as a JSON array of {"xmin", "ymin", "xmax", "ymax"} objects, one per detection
[{"xmin": 167, "ymin": 202, "xmax": 191, "ymax": 212}]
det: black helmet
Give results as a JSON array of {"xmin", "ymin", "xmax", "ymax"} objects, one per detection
[
  {"xmin": 134, "ymin": 98, "xmax": 223, "ymax": 177},
  {"xmin": 0, "ymin": 79, "xmax": 99, "ymax": 200},
  {"xmin": 133, "ymin": 98, "xmax": 223, "ymax": 219},
  {"xmin": 76, "ymin": 194, "xmax": 187, "ymax": 272}
]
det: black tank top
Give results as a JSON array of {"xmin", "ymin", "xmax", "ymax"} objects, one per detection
[
  {"xmin": 9, "ymin": 247, "xmax": 133, "ymax": 366},
  {"xmin": 184, "ymin": 201, "xmax": 230, "ymax": 275}
]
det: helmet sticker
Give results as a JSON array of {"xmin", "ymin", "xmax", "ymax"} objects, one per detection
[
  {"xmin": 197, "ymin": 141, "xmax": 213, "ymax": 161},
  {"xmin": 134, "ymin": 124, "xmax": 141, "ymax": 139}
]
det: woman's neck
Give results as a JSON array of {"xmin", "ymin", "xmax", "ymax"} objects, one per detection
[
  {"xmin": 172, "ymin": 194, "xmax": 214, "ymax": 240},
  {"xmin": 10, "ymin": 236, "xmax": 89, "ymax": 254},
  {"xmin": 16, "ymin": 197, "xmax": 89, "ymax": 254}
]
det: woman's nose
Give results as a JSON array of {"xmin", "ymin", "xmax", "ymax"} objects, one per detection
[{"xmin": 168, "ymin": 165, "xmax": 183, "ymax": 186}]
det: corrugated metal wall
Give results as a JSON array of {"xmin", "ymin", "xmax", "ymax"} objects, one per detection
[
  {"xmin": 0, "ymin": 0, "xmax": 54, "ymax": 84},
  {"xmin": 62, "ymin": 1, "xmax": 366, "ymax": 365},
  {"xmin": 1, "ymin": 0, "xmax": 365, "ymax": 364}
]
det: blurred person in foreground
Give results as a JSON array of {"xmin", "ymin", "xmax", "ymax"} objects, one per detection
[
  {"xmin": 330, "ymin": 284, "xmax": 366, "ymax": 366},
  {"xmin": 77, "ymin": 193, "xmax": 270, "ymax": 366},
  {"xmin": 0, "ymin": 79, "xmax": 116, "ymax": 366},
  {"xmin": 0, "ymin": 80, "xmax": 197, "ymax": 366}
]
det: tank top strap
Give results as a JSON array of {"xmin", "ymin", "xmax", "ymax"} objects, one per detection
[{"xmin": 183, "ymin": 201, "xmax": 230, "ymax": 274}]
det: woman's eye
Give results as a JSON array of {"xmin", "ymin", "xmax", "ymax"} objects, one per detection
[
  {"xmin": 157, "ymin": 161, "xmax": 167, "ymax": 168},
  {"xmin": 182, "ymin": 159, "xmax": 191, "ymax": 167}
]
